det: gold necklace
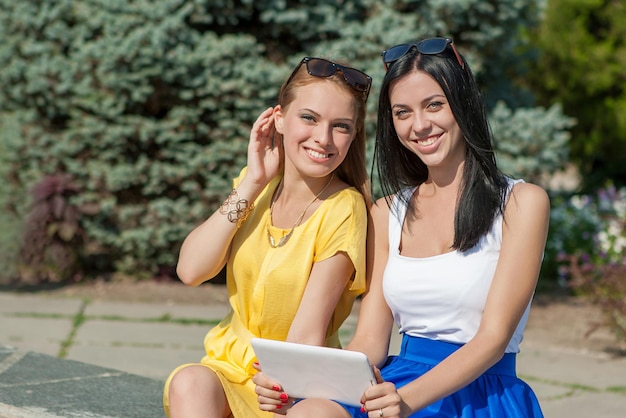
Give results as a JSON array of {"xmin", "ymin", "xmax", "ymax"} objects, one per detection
[{"xmin": 267, "ymin": 173, "xmax": 335, "ymax": 248}]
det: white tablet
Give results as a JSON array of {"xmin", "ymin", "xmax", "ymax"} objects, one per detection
[{"xmin": 251, "ymin": 338, "xmax": 375, "ymax": 406}]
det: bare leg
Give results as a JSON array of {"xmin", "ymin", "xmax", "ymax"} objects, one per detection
[
  {"xmin": 168, "ymin": 365, "xmax": 232, "ymax": 418},
  {"xmin": 286, "ymin": 398, "xmax": 351, "ymax": 417}
]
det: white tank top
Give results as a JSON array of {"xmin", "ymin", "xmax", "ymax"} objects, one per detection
[{"xmin": 382, "ymin": 179, "xmax": 530, "ymax": 353}]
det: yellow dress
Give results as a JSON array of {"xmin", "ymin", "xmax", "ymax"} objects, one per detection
[{"xmin": 163, "ymin": 173, "xmax": 367, "ymax": 417}]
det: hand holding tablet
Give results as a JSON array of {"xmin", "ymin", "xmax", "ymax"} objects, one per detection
[{"xmin": 251, "ymin": 338, "xmax": 376, "ymax": 406}]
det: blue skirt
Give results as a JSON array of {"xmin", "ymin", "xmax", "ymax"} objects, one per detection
[{"xmin": 341, "ymin": 335, "xmax": 544, "ymax": 417}]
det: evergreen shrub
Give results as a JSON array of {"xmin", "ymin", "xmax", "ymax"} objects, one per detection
[
  {"xmin": 0, "ymin": 0, "xmax": 576, "ymax": 283},
  {"xmin": 0, "ymin": 0, "xmax": 284, "ymax": 280}
]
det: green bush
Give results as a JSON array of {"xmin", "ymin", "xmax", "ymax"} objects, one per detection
[
  {"xmin": 560, "ymin": 185, "xmax": 626, "ymax": 343},
  {"xmin": 491, "ymin": 101, "xmax": 575, "ymax": 186},
  {"xmin": 546, "ymin": 185, "xmax": 625, "ymax": 283},
  {"xmin": 0, "ymin": 0, "xmax": 285, "ymax": 279},
  {"xmin": 0, "ymin": 0, "xmax": 575, "ymax": 282},
  {"xmin": 526, "ymin": 0, "xmax": 626, "ymax": 190},
  {"xmin": 0, "ymin": 114, "xmax": 21, "ymax": 283}
]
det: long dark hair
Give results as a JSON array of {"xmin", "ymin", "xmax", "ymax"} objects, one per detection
[{"xmin": 374, "ymin": 42, "xmax": 508, "ymax": 251}]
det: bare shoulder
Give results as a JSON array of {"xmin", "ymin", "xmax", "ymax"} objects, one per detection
[
  {"xmin": 369, "ymin": 195, "xmax": 391, "ymax": 224},
  {"xmin": 507, "ymin": 182, "xmax": 550, "ymax": 214}
]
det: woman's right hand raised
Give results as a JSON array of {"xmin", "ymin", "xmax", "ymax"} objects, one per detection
[{"xmin": 245, "ymin": 106, "xmax": 282, "ymax": 187}]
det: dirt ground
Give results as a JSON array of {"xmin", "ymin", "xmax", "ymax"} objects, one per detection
[
  {"xmin": 525, "ymin": 293, "xmax": 625, "ymax": 356},
  {"xmin": 10, "ymin": 278, "xmax": 626, "ymax": 358}
]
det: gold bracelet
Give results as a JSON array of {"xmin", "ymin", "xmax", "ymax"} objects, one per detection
[{"xmin": 219, "ymin": 189, "xmax": 255, "ymax": 228}]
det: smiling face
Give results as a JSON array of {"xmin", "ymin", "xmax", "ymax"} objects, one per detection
[
  {"xmin": 274, "ymin": 80, "xmax": 358, "ymax": 179},
  {"xmin": 389, "ymin": 70, "xmax": 465, "ymax": 169}
]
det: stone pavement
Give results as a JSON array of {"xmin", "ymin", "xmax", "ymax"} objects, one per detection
[{"xmin": 0, "ymin": 287, "xmax": 625, "ymax": 417}]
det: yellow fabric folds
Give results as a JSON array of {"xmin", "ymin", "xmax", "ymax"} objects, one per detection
[{"xmin": 164, "ymin": 169, "xmax": 367, "ymax": 417}]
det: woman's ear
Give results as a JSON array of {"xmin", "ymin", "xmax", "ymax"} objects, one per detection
[{"xmin": 273, "ymin": 105, "xmax": 284, "ymax": 134}]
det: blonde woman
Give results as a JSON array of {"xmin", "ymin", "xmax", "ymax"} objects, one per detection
[{"xmin": 164, "ymin": 56, "xmax": 372, "ymax": 418}]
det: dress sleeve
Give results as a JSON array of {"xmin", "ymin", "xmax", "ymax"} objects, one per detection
[{"xmin": 314, "ymin": 188, "xmax": 368, "ymax": 295}]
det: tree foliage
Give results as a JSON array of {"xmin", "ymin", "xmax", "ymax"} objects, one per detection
[
  {"xmin": 491, "ymin": 102, "xmax": 575, "ymax": 186},
  {"xmin": 0, "ymin": 0, "xmax": 573, "ymax": 282},
  {"xmin": 526, "ymin": 0, "xmax": 626, "ymax": 190}
]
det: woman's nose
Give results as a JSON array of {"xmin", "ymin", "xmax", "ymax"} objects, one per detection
[
  {"xmin": 412, "ymin": 112, "xmax": 431, "ymax": 133},
  {"xmin": 314, "ymin": 124, "xmax": 333, "ymax": 145}
]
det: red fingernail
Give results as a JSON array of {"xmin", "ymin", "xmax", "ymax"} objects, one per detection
[
  {"xmin": 272, "ymin": 385, "xmax": 280, "ymax": 391},
  {"xmin": 280, "ymin": 393, "xmax": 288, "ymax": 400},
  {"xmin": 253, "ymin": 361, "xmax": 259, "ymax": 366},
  {"xmin": 277, "ymin": 405, "xmax": 282, "ymax": 409},
  {"xmin": 361, "ymin": 406, "xmax": 366, "ymax": 413}
]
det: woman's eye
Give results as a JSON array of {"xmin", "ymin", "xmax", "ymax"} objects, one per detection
[
  {"xmin": 427, "ymin": 101, "xmax": 444, "ymax": 110},
  {"xmin": 334, "ymin": 123, "xmax": 352, "ymax": 132},
  {"xmin": 393, "ymin": 109, "xmax": 409, "ymax": 118},
  {"xmin": 300, "ymin": 114, "xmax": 315, "ymax": 122}
]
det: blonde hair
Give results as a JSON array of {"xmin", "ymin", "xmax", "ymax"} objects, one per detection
[{"xmin": 277, "ymin": 61, "xmax": 371, "ymax": 206}]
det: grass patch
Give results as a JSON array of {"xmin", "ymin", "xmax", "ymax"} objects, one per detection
[
  {"xmin": 607, "ymin": 386, "xmax": 626, "ymax": 395},
  {"xmin": 58, "ymin": 299, "xmax": 88, "ymax": 358},
  {"xmin": 11, "ymin": 312, "xmax": 69, "ymax": 319},
  {"xmin": 520, "ymin": 374, "xmax": 601, "ymax": 393},
  {"xmin": 8, "ymin": 312, "xmax": 221, "ymax": 327}
]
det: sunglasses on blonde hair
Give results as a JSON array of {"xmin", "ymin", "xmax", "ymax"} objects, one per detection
[
  {"xmin": 286, "ymin": 57, "xmax": 372, "ymax": 98},
  {"xmin": 381, "ymin": 37, "xmax": 465, "ymax": 70}
]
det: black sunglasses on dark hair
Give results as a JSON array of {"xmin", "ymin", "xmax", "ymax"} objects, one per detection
[
  {"xmin": 286, "ymin": 57, "xmax": 372, "ymax": 98},
  {"xmin": 381, "ymin": 37, "xmax": 465, "ymax": 70}
]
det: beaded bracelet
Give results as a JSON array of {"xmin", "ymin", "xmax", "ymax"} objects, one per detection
[{"xmin": 219, "ymin": 189, "xmax": 255, "ymax": 228}]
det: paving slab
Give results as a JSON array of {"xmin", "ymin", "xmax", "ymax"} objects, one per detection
[
  {"xmin": 0, "ymin": 347, "xmax": 163, "ymax": 418},
  {"xmin": 539, "ymin": 391, "xmax": 626, "ymax": 418},
  {"xmin": 84, "ymin": 300, "xmax": 229, "ymax": 321},
  {"xmin": 0, "ymin": 294, "xmax": 83, "ymax": 315},
  {"xmin": 519, "ymin": 379, "xmax": 574, "ymax": 402},
  {"xmin": 69, "ymin": 320, "xmax": 208, "ymax": 380},
  {"xmin": 69, "ymin": 343, "xmax": 201, "ymax": 382},
  {"xmin": 0, "ymin": 317, "xmax": 73, "ymax": 357},
  {"xmin": 1, "ymin": 289, "xmax": 625, "ymax": 418},
  {"xmin": 518, "ymin": 346, "xmax": 626, "ymax": 390}
]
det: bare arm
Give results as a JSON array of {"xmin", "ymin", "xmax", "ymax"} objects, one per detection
[
  {"xmin": 364, "ymin": 183, "xmax": 550, "ymax": 416},
  {"xmin": 287, "ymin": 252, "xmax": 356, "ymax": 345},
  {"xmin": 176, "ymin": 107, "xmax": 281, "ymax": 286},
  {"xmin": 346, "ymin": 198, "xmax": 395, "ymax": 367}
]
